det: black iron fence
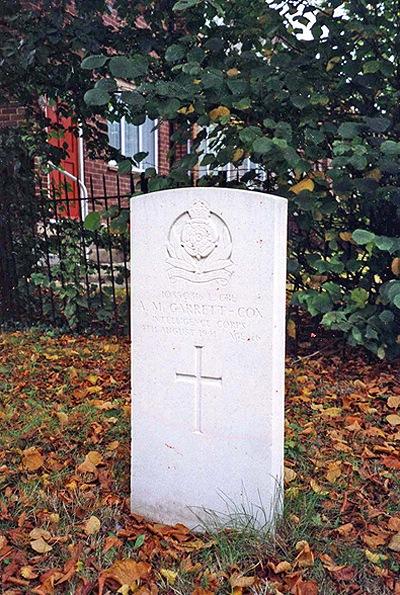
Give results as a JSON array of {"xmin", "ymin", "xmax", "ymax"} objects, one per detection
[{"xmin": 0, "ymin": 173, "xmax": 148, "ymax": 334}]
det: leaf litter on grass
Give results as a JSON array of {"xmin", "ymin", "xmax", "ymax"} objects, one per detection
[{"xmin": 0, "ymin": 330, "xmax": 399, "ymax": 594}]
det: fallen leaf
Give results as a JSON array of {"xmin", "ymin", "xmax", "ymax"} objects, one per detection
[
  {"xmin": 29, "ymin": 528, "xmax": 51, "ymax": 541},
  {"xmin": 294, "ymin": 540, "xmax": 314, "ymax": 568},
  {"xmin": 30, "ymin": 537, "xmax": 53, "ymax": 554},
  {"xmin": 388, "ymin": 517, "xmax": 400, "ymax": 532},
  {"xmin": 388, "ymin": 532, "xmax": 400, "ymax": 552},
  {"xmin": 160, "ymin": 569, "xmax": 178, "ymax": 584},
  {"xmin": 84, "ymin": 515, "xmax": 101, "ymax": 536},
  {"xmin": 273, "ymin": 561, "xmax": 292, "ymax": 573},
  {"xmin": 99, "ymin": 559, "xmax": 151, "ymax": 595},
  {"xmin": 364, "ymin": 549, "xmax": 387, "ymax": 564},
  {"xmin": 386, "ymin": 414, "xmax": 400, "ymax": 426},
  {"xmin": 22, "ymin": 447, "xmax": 44, "ymax": 472},
  {"xmin": 326, "ymin": 460, "xmax": 342, "ymax": 483},
  {"xmin": 20, "ymin": 566, "xmax": 39, "ymax": 580},
  {"xmin": 77, "ymin": 451, "xmax": 103, "ymax": 474},
  {"xmin": 388, "ymin": 396, "xmax": 400, "ymax": 409},
  {"xmin": 284, "ymin": 466, "xmax": 297, "ymax": 484},
  {"xmin": 229, "ymin": 572, "xmax": 256, "ymax": 588}
]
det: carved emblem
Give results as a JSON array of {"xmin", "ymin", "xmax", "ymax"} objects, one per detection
[{"xmin": 166, "ymin": 199, "xmax": 234, "ymax": 284}]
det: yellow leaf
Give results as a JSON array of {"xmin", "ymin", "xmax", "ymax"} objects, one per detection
[
  {"xmin": 311, "ymin": 480, "xmax": 330, "ymax": 496},
  {"xmin": 20, "ymin": 566, "xmax": 38, "ymax": 580},
  {"xmin": 386, "ymin": 414, "xmax": 400, "ymax": 427},
  {"xmin": 56, "ymin": 411, "xmax": 69, "ymax": 426},
  {"xmin": 388, "ymin": 532, "xmax": 400, "ymax": 552},
  {"xmin": 321, "ymin": 407, "xmax": 342, "ymax": 418},
  {"xmin": 388, "ymin": 396, "xmax": 400, "ymax": 409},
  {"xmin": 117, "ymin": 586, "xmax": 131, "ymax": 595},
  {"xmin": 107, "ymin": 440, "xmax": 120, "ymax": 451},
  {"xmin": 364, "ymin": 549, "xmax": 388, "ymax": 564},
  {"xmin": 87, "ymin": 374, "xmax": 99, "ymax": 385},
  {"xmin": 366, "ymin": 168, "xmax": 382, "ymax": 181},
  {"xmin": 84, "ymin": 515, "xmax": 101, "ymax": 536},
  {"xmin": 290, "ymin": 178, "xmax": 314, "ymax": 194},
  {"xmin": 339, "ymin": 231, "xmax": 353, "ymax": 242},
  {"xmin": 326, "ymin": 56, "xmax": 341, "ymax": 71},
  {"xmin": 160, "ymin": 569, "xmax": 178, "ymax": 584},
  {"xmin": 22, "ymin": 447, "xmax": 44, "ymax": 472},
  {"xmin": 178, "ymin": 104, "xmax": 195, "ymax": 115},
  {"xmin": 49, "ymin": 513, "xmax": 60, "ymax": 524},
  {"xmin": 209, "ymin": 106, "xmax": 230, "ymax": 121},
  {"xmin": 227, "ymin": 68, "xmax": 240, "ymax": 77},
  {"xmin": 30, "ymin": 537, "xmax": 53, "ymax": 554},
  {"xmin": 232, "ymin": 148, "xmax": 244, "ymax": 162},
  {"xmin": 287, "ymin": 319, "xmax": 296, "ymax": 339},
  {"xmin": 284, "ymin": 466, "xmax": 297, "ymax": 484},
  {"xmin": 326, "ymin": 460, "xmax": 342, "ymax": 483}
]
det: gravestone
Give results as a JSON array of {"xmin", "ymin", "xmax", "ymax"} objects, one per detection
[{"xmin": 131, "ymin": 187, "xmax": 287, "ymax": 528}]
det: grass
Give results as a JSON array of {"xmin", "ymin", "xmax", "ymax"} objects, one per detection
[{"xmin": 0, "ymin": 329, "xmax": 399, "ymax": 594}]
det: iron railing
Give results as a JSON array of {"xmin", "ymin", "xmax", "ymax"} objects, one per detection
[{"xmin": 0, "ymin": 173, "xmax": 148, "ymax": 334}]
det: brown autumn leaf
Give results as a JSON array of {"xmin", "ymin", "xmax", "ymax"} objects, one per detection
[
  {"xmin": 336, "ymin": 523, "xmax": 355, "ymax": 537},
  {"xmin": 294, "ymin": 540, "xmax": 314, "ymax": 568},
  {"xmin": 388, "ymin": 532, "xmax": 400, "ymax": 552},
  {"xmin": 391, "ymin": 258, "xmax": 400, "ymax": 276},
  {"xmin": 29, "ymin": 528, "xmax": 51, "ymax": 541},
  {"xmin": 229, "ymin": 572, "xmax": 256, "ymax": 588},
  {"xmin": 30, "ymin": 537, "xmax": 53, "ymax": 554},
  {"xmin": 388, "ymin": 517, "xmax": 400, "ymax": 532},
  {"xmin": 98, "ymin": 559, "xmax": 151, "ymax": 595},
  {"xmin": 84, "ymin": 515, "xmax": 101, "ymax": 536},
  {"xmin": 77, "ymin": 451, "xmax": 103, "ymax": 473},
  {"xmin": 273, "ymin": 561, "xmax": 292, "ymax": 573},
  {"xmin": 22, "ymin": 447, "xmax": 44, "ymax": 472},
  {"xmin": 362, "ymin": 533, "xmax": 386, "ymax": 548},
  {"xmin": 381, "ymin": 455, "xmax": 400, "ymax": 469}
]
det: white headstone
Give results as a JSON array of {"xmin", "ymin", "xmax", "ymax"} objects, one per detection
[{"xmin": 131, "ymin": 187, "xmax": 287, "ymax": 529}]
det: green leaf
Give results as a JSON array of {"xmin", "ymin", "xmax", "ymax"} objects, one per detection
[
  {"xmin": 133, "ymin": 534, "xmax": 145, "ymax": 549},
  {"xmin": 84, "ymin": 211, "xmax": 101, "ymax": 231},
  {"xmin": 165, "ymin": 44, "xmax": 186, "ymax": 63},
  {"xmin": 381, "ymin": 140, "xmax": 400, "ymax": 155},
  {"xmin": 173, "ymin": 0, "xmax": 200, "ymax": 10},
  {"xmin": 109, "ymin": 55, "xmax": 148, "ymax": 79},
  {"xmin": 83, "ymin": 88, "xmax": 110, "ymax": 106},
  {"xmin": 338, "ymin": 122, "xmax": 360, "ymax": 139},
  {"xmin": 252, "ymin": 137, "xmax": 273, "ymax": 154},
  {"xmin": 352, "ymin": 229, "xmax": 376, "ymax": 245},
  {"xmin": 363, "ymin": 60, "xmax": 381, "ymax": 74},
  {"xmin": 350, "ymin": 287, "xmax": 369, "ymax": 307},
  {"xmin": 118, "ymin": 160, "xmax": 132, "ymax": 175},
  {"xmin": 81, "ymin": 54, "xmax": 108, "ymax": 69}
]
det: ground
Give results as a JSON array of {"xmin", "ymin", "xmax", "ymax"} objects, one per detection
[{"xmin": 0, "ymin": 330, "xmax": 399, "ymax": 595}]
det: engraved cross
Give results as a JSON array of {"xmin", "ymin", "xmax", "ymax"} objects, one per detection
[{"xmin": 176, "ymin": 345, "xmax": 222, "ymax": 434}]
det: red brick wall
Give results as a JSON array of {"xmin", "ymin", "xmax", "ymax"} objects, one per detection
[{"xmin": 0, "ymin": 105, "xmax": 25, "ymax": 128}]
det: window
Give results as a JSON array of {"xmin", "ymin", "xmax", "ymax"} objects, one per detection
[
  {"xmin": 108, "ymin": 117, "xmax": 158, "ymax": 171},
  {"xmin": 197, "ymin": 128, "xmax": 265, "ymax": 183}
]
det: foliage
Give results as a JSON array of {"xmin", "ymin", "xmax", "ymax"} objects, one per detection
[
  {"xmin": 4, "ymin": 1, "xmax": 400, "ymax": 355},
  {"xmin": 0, "ymin": 127, "xmax": 40, "ymax": 319},
  {"xmin": 0, "ymin": 331, "xmax": 399, "ymax": 593},
  {"xmin": 78, "ymin": 0, "xmax": 400, "ymax": 358},
  {"xmin": 30, "ymin": 214, "xmax": 129, "ymax": 331}
]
